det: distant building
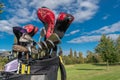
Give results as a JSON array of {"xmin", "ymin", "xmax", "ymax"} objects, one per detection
[{"xmin": 0, "ymin": 51, "xmax": 11, "ymax": 58}]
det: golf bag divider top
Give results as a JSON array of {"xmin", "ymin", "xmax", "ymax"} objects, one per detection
[{"xmin": 1, "ymin": 56, "xmax": 66, "ymax": 80}]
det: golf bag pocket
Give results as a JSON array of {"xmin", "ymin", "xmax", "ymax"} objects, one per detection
[
  {"xmin": 0, "ymin": 56, "xmax": 66, "ymax": 80},
  {"xmin": 30, "ymin": 56, "xmax": 66, "ymax": 80}
]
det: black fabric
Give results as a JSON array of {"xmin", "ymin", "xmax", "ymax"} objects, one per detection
[
  {"xmin": 59, "ymin": 61, "xmax": 66, "ymax": 80},
  {"xmin": 28, "ymin": 26, "xmax": 35, "ymax": 37},
  {"xmin": 54, "ymin": 13, "xmax": 74, "ymax": 39},
  {"xmin": 0, "ymin": 57, "xmax": 66, "ymax": 80},
  {"xmin": 13, "ymin": 27, "xmax": 27, "ymax": 45}
]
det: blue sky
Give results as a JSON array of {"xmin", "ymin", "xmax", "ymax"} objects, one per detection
[{"xmin": 0, "ymin": 0, "xmax": 120, "ymax": 56}]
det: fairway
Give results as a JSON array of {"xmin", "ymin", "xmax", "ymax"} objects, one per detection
[{"xmin": 58, "ymin": 64, "xmax": 120, "ymax": 80}]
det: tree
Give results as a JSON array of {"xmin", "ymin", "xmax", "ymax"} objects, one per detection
[
  {"xmin": 92, "ymin": 53, "xmax": 102, "ymax": 63},
  {"xmin": 69, "ymin": 48, "xmax": 73, "ymax": 58},
  {"xmin": 0, "ymin": 56, "xmax": 8, "ymax": 70},
  {"xmin": 78, "ymin": 52, "xmax": 84, "ymax": 63},
  {"xmin": 0, "ymin": 3, "xmax": 4, "ymax": 13},
  {"xmin": 73, "ymin": 50, "xmax": 78, "ymax": 64},
  {"xmin": 63, "ymin": 55, "xmax": 73, "ymax": 65},
  {"xmin": 86, "ymin": 50, "xmax": 94, "ymax": 63},
  {"xmin": 95, "ymin": 34, "xmax": 116, "ymax": 70},
  {"xmin": 74, "ymin": 51, "xmax": 77, "ymax": 58},
  {"xmin": 115, "ymin": 35, "xmax": 120, "ymax": 62},
  {"xmin": 0, "ymin": 2, "xmax": 4, "ymax": 20}
]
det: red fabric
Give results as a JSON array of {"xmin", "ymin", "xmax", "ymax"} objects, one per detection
[
  {"xmin": 57, "ymin": 12, "xmax": 66, "ymax": 21},
  {"xmin": 24, "ymin": 24, "xmax": 34, "ymax": 33},
  {"xmin": 34, "ymin": 27, "xmax": 39, "ymax": 34},
  {"xmin": 37, "ymin": 7, "xmax": 55, "ymax": 38},
  {"xmin": 24, "ymin": 24, "xmax": 38, "ymax": 35},
  {"xmin": 57, "ymin": 12, "xmax": 74, "ymax": 23}
]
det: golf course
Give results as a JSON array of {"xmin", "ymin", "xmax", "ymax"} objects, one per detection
[{"xmin": 58, "ymin": 64, "xmax": 120, "ymax": 80}]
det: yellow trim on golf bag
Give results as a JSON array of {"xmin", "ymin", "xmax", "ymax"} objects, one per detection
[
  {"xmin": 21, "ymin": 64, "xmax": 26, "ymax": 74},
  {"xmin": 59, "ymin": 56, "xmax": 64, "ymax": 64},
  {"xmin": 21, "ymin": 64, "xmax": 30, "ymax": 74},
  {"xmin": 27, "ymin": 65, "xmax": 30, "ymax": 74}
]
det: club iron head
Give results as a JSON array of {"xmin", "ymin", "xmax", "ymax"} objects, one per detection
[
  {"xmin": 38, "ymin": 41, "xmax": 48, "ymax": 50},
  {"xmin": 46, "ymin": 40, "xmax": 55, "ymax": 49},
  {"xmin": 47, "ymin": 33, "xmax": 61, "ymax": 44}
]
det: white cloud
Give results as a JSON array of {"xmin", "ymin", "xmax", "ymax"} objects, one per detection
[
  {"xmin": 0, "ymin": 20, "xmax": 13, "ymax": 34},
  {"xmin": 90, "ymin": 21, "xmax": 120, "ymax": 34},
  {"xmin": 68, "ymin": 35, "xmax": 101, "ymax": 43},
  {"xmin": 68, "ymin": 21, "xmax": 120, "ymax": 43},
  {"xmin": 71, "ymin": 30, "xmax": 80, "ymax": 34},
  {"xmin": 74, "ymin": 0, "xmax": 99, "ymax": 22},
  {"xmin": 65, "ymin": 30, "xmax": 80, "ymax": 36},
  {"xmin": 0, "ymin": 0, "xmax": 99, "ymax": 34},
  {"xmin": 107, "ymin": 34, "xmax": 120, "ymax": 40},
  {"xmin": 68, "ymin": 34, "xmax": 120, "ymax": 43},
  {"xmin": 102, "ymin": 15, "xmax": 110, "ymax": 20}
]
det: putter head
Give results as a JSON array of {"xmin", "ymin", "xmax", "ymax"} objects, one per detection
[{"xmin": 12, "ymin": 45, "xmax": 29, "ymax": 52}]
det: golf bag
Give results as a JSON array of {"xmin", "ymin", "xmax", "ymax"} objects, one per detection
[
  {"xmin": 0, "ymin": 56, "xmax": 66, "ymax": 80},
  {"xmin": 0, "ymin": 6, "xmax": 75, "ymax": 80}
]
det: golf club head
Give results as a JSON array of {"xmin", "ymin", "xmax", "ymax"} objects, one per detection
[
  {"xmin": 38, "ymin": 41, "xmax": 48, "ymax": 50},
  {"xmin": 46, "ymin": 40, "xmax": 55, "ymax": 49},
  {"xmin": 47, "ymin": 33, "xmax": 61, "ymax": 44},
  {"xmin": 39, "ymin": 28, "xmax": 46, "ymax": 42},
  {"xmin": 31, "ymin": 46, "xmax": 38, "ymax": 54},
  {"xmin": 37, "ymin": 42, "xmax": 42, "ymax": 50},
  {"xmin": 19, "ymin": 34, "xmax": 33, "ymax": 42},
  {"xmin": 12, "ymin": 45, "xmax": 29, "ymax": 53},
  {"xmin": 19, "ymin": 36, "xmax": 29, "ymax": 43},
  {"xmin": 40, "ymin": 28, "xmax": 46, "ymax": 37},
  {"xmin": 24, "ymin": 34, "xmax": 33, "ymax": 42}
]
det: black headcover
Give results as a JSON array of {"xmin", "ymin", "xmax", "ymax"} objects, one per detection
[{"xmin": 54, "ymin": 12, "xmax": 74, "ymax": 39}]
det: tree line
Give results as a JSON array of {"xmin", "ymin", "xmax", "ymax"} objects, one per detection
[{"xmin": 60, "ymin": 34, "xmax": 120, "ymax": 65}]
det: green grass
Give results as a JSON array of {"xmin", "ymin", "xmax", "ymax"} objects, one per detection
[{"xmin": 58, "ymin": 64, "xmax": 120, "ymax": 80}]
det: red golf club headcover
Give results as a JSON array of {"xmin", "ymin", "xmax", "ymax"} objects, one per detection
[
  {"xmin": 24, "ymin": 24, "xmax": 38, "ymax": 37},
  {"xmin": 37, "ymin": 7, "xmax": 55, "ymax": 39}
]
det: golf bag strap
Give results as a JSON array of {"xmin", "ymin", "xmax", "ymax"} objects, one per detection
[{"xmin": 59, "ymin": 56, "xmax": 66, "ymax": 80}]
